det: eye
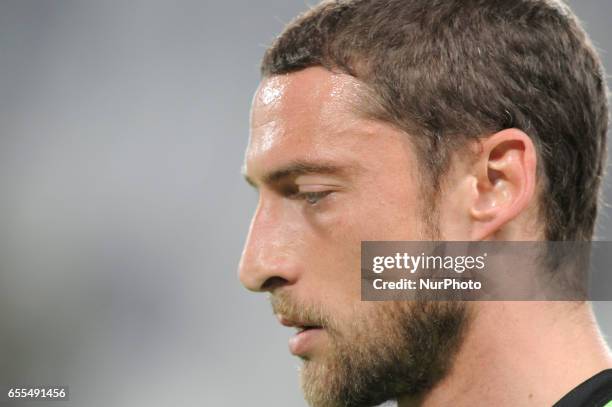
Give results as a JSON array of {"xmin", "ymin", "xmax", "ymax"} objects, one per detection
[{"xmin": 295, "ymin": 191, "xmax": 332, "ymax": 205}]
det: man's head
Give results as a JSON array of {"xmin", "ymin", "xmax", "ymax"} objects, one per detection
[{"xmin": 239, "ymin": 1, "xmax": 608, "ymax": 406}]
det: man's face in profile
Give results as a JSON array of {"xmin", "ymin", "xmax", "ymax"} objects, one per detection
[{"xmin": 240, "ymin": 67, "xmax": 467, "ymax": 407}]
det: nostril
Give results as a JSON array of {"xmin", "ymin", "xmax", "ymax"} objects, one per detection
[{"xmin": 262, "ymin": 276, "xmax": 289, "ymax": 291}]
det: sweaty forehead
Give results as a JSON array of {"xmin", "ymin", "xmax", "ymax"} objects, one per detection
[
  {"xmin": 251, "ymin": 67, "xmax": 364, "ymax": 125},
  {"xmin": 247, "ymin": 67, "xmax": 369, "ymax": 162}
]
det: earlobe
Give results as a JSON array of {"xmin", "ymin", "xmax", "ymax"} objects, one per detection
[{"xmin": 469, "ymin": 130, "xmax": 537, "ymax": 240}]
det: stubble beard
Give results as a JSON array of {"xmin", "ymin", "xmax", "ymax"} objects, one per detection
[
  {"xmin": 299, "ymin": 300, "xmax": 469, "ymax": 407},
  {"xmin": 298, "ymin": 210, "xmax": 471, "ymax": 407}
]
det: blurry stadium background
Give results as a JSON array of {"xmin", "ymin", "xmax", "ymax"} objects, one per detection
[{"xmin": 0, "ymin": 1, "xmax": 610, "ymax": 406}]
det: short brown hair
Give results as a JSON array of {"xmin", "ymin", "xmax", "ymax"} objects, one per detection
[{"xmin": 261, "ymin": 0, "xmax": 609, "ymax": 241}]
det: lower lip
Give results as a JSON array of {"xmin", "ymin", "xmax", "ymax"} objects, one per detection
[{"xmin": 288, "ymin": 328, "xmax": 324, "ymax": 356}]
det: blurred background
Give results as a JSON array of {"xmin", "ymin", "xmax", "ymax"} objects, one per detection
[{"xmin": 0, "ymin": 1, "xmax": 610, "ymax": 406}]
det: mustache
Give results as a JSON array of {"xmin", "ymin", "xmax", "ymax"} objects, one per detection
[{"xmin": 269, "ymin": 292, "xmax": 333, "ymax": 330}]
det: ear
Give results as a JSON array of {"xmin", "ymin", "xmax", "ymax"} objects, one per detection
[{"xmin": 469, "ymin": 129, "xmax": 537, "ymax": 240}]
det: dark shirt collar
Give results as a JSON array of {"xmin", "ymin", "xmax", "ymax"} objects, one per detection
[{"xmin": 554, "ymin": 369, "xmax": 612, "ymax": 407}]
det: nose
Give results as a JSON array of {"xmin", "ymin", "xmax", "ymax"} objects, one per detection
[{"xmin": 238, "ymin": 198, "xmax": 301, "ymax": 292}]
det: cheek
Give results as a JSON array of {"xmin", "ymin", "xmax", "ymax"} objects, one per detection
[
  {"xmin": 355, "ymin": 198, "xmax": 423, "ymax": 241},
  {"xmin": 298, "ymin": 178, "xmax": 424, "ymax": 302},
  {"xmin": 297, "ymin": 217, "xmax": 362, "ymax": 306}
]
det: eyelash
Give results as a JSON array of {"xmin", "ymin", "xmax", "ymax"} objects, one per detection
[{"xmin": 293, "ymin": 191, "xmax": 332, "ymax": 205}]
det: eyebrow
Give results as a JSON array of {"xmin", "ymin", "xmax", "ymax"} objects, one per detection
[{"xmin": 243, "ymin": 160, "xmax": 350, "ymax": 188}]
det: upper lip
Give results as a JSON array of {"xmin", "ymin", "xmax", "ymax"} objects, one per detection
[{"xmin": 276, "ymin": 314, "xmax": 322, "ymax": 331}]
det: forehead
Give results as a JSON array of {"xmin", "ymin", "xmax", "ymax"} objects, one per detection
[
  {"xmin": 249, "ymin": 68, "xmax": 365, "ymax": 150},
  {"xmin": 246, "ymin": 67, "xmax": 405, "ymax": 176},
  {"xmin": 251, "ymin": 67, "xmax": 364, "ymax": 123}
]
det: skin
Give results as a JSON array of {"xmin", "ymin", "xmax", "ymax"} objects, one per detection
[{"xmin": 239, "ymin": 66, "xmax": 612, "ymax": 406}]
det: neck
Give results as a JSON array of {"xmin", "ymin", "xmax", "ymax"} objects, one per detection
[{"xmin": 398, "ymin": 302, "xmax": 612, "ymax": 407}]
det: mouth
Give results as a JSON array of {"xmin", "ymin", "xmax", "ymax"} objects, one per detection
[
  {"xmin": 277, "ymin": 315, "xmax": 326, "ymax": 356},
  {"xmin": 296, "ymin": 325, "xmax": 321, "ymax": 333}
]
